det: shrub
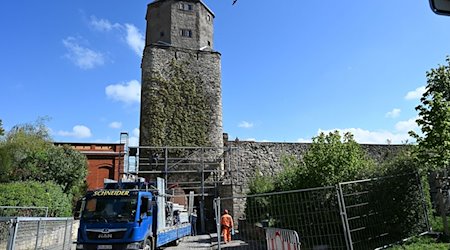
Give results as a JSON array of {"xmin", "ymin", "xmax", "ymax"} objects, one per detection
[{"xmin": 0, "ymin": 181, "xmax": 72, "ymax": 217}]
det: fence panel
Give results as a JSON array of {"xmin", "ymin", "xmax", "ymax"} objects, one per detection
[
  {"xmin": 215, "ymin": 187, "xmax": 347, "ymax": 250},
  {"xmin": 215, "ymin": 173, "xmax": 430, "ymax": 250},
  {"xmin": 0, "ymin": 218, "xmax": 12, "ymax": 250},
  {"xmin": 339, "ymin": 173, "xmax": 430, "ymax": 250},
  {"xmin": 1, "ymin": 217, "xmax": 73, "ymax": 250}
]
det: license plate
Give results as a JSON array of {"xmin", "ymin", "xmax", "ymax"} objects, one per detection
[{"xmin": 97, "ymin": 245, "xmax": 112, "ymax": 250}]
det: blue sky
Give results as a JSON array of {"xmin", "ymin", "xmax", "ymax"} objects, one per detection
[{"xmin": 1, "ymin": 0, "xmax": 449, "ymax": 145}]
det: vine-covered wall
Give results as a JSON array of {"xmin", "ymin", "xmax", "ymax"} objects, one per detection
[
  {"xmin": 144, "ymin": 60, "xmax": 209, "ymax": 146},
  {"xmin": 140, "ymin": 45, "xmax": 223, "ymax": 148}
]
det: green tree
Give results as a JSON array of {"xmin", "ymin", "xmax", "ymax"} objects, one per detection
[
  {"xmin": 0, "ymin": 119, "xmax": 4, "ymax": 136},
  {"xmin": 43, "ymin": 145, "xmax": 88, "ymax": 193},
  {"xmin": 248, "ymin": 174, "xmax": 275, "ymax": 195},
  {"xmin": 3, "ymin": 119, "xmax": 54, "ymax": 181},
  {"xmin": 410, "ymin": 56, "xmax": 450, "ymax": 236},
  {"xmin": 246, "ymin": 131, "xmax": 376, "ymax": 193},
  {"xmin": 0, "ymin": 119, "xmax": 11, "ymax": 182},
  {"xmin": 276, "ymin": 131, "xmax": 375, "ymax": 190},
  {"xmin": 0, "ymin": 146, "xmax": 12, "ymax": 183},
  {"xmin": 1, "ymin": 119, "xmax": 87, "ymax": 197},
  {"xmin": 410, "ymin": 56, "xmax": 450, "ymax": 171}
]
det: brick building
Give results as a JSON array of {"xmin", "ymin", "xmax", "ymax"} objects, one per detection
[{"xmin": 55, "ymin": 142, "xmax": 125, "ymax": 190}]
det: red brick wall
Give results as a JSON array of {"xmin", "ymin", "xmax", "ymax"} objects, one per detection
[{"xmin": 55, "ymin": 143, "xmax": 125, "ymax": 190}]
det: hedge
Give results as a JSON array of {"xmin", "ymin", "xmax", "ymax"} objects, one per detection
[{"xmin": 0, "ymin": 181, "xmax": 72, "ymax": 217}]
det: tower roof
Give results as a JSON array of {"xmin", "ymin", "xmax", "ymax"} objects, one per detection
[{"xmin": 149, "ymin": 0, "xmax": 215, "ymax": 17}]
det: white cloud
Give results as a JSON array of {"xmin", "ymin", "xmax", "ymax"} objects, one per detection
[
  {"xmin": 105, "ymin": 80, "xmax": 141, "ymax": 104},
  {"xmin": 405, "ymin": 86, "xmax": 426, "ymax": 100},
  {"xmin": 57, "ymin": 125, "xmax": 92, "ymax": 138},
  {"xmin": 245, "ymin": 138, "xmax": 256, "ymax": 142},
  {"xmin": 132, "ymin": 128, "xmax": 139, "ymax": 137},
  {"xmin": 124, "ymin": 24, "xmax": 145, "ymax": 56},
  {"xmin": 318, "ymin": 128, "xmax": 412, "ymax": 144},
  {"xmin": 62, "ymin": 37, "xmax": 105, "ymax": 69},
  {"xmin": 129, "ymin": 137, "xmax": 139, "ymax": 147},
  {"xmin": 88, "ymin": 16, "xmax": 145, "ymax": 57},
  {"xmin": 385, "ymin": 108, "xmax": 401, "ymax": 118},
  {"xmin": 238, "ymin": 121, "xmax": 254, "ymax": 128},
  {"xmin": 109, "ymin": 121, "xmax": 122, "ymax": 129},
  {"xmin": 395, "ymin": 117, "xmax": 418, "ymax": 132},
  {"xmin": 128, "ymin": 128, "xmax": 140, "ymax": 146},
  {"xmin": 90, "ymin": 16, "xmax": 121, "ymax": 31},
  {"xmin": 297, "ymin": 138, "xmax": 312, "ymax": 143}
]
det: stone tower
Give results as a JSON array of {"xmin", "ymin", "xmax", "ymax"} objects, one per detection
[{"xmin": 140, "ymin": 0, "xmax": 223, "ymax": 149}]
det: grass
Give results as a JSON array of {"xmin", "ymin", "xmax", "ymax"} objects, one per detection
[
  {"xmin": 389, "ymin": 216, "xmax": 450, "ymax": 249},
  {"xmin": 389, "ymin": 236, "xmax": 450, "ymax": 250}
]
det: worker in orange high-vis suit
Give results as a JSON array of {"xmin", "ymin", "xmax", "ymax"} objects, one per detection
[{"xmin": 220, "ymin": 209, "xmax": 234, "ymax": 243}]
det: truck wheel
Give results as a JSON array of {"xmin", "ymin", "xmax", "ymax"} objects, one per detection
[
  {"xmin": 143, "ymin": 238, "xmax": 152, "ymax": 250},
  {"xmin": 169, "ymin": 239, "xmax": 180, "ymax": 246}
]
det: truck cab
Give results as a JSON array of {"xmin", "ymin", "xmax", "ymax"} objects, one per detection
[{"xmin": 76, "ymin": 178, "xmax": 191, "ymax": 250}]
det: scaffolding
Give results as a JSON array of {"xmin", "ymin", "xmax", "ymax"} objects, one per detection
[{"xmin": 124, "ymin": 145, "xmax": 238, "ymax": 233}]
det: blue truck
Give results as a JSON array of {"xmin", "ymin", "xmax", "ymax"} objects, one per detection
[{"xmin": 76, "ymin": 178, "xmax": 191, "ymax": 250}]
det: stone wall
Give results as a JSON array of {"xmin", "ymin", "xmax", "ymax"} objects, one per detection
[
  {"xmin": 146, "ymin": 0, "xmax": 214, "ymax": 50},
  {"xmin": 197, "ymin": 1, "xmax": 214, "ymax": 49},
  {"xmin": 224, "ymin": 140, "xmax": 404, "ymax": 194},
  {"xmin": 140, "ymin": 45, "xmax": 223, "ymax": 148},
  {"xmin": 146, "ymin": 0, "xmax": 172, "ymax": 46}
]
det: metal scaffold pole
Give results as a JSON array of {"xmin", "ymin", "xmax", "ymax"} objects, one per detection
[
  {"xmin": 164, "ymin": 147, "xmax": 168, "ymax": 191},
  {"xmin": 200, "ymin": 147, "xmax": 205, "ymax": 234}
]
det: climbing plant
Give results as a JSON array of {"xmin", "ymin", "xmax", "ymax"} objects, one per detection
[{"xmin": 143, "ymin": 59, "xmax": 210, "ymax": 147}]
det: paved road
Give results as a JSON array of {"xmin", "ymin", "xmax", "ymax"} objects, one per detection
[
  {"xmin": 209, "ymin": 233, "xmax": 257, "ymax": 250},
  {"xmin": 73, "ymin": 235, "xmax": 212, "ymax": 250},
  {"xmin": 161, "ymin": 234, "xmax": 212, "ymax": 249},
  {"xmin": 162, "ymin": 233, "xmax": 251, "ymax": 249},
  {"xmin": 72, "ymin": 234, "xmax": 252, "ymax": 249}
]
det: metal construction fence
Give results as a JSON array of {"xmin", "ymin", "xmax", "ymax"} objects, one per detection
[
  {"xmin": 0, "ymin": 217, "xmax": 73, "ymax": 250},
  {"xmin": 339, "ymin": 174, "xmax": 429, "ymax": 250},
  {"xmin": 214, "ymin": 173, "xmax": 430, "ymax": 250}
]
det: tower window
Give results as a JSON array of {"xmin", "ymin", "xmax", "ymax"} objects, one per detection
[
  {"xmin": 208, "ymin": 41, "xmax": 211, "ymax": 46},
  {"xmin": 179, "ymin": 3, "xmax": 193, "ymax": 11},
  {"xmin": 160, "ymin": 31, "xmax": 164, "ymax": 37},
  {"xmin": 180, "ymin": 29, "xmax": 192, "ymax": 38},
  {"xmin": 207, "ymin": 15, "xmax": 211, "ymax": 21}
]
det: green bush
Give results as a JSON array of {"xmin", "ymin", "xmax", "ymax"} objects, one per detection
[
  {"xmin": 255, "ymin": 131, "xmax": 376, "ymax": 192},
  {"xmin": 0, "ymin": 181, "xmax": 72, "ymax": 217},
  {"xmin": 246, "ymin": 174, "xmax": 275, "ymax": 224}
]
